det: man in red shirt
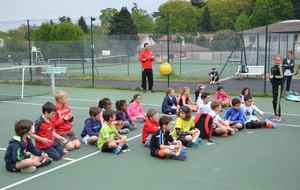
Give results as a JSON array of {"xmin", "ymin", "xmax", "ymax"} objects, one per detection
[{"xmin": 139, "ymin": 43, "xmax": 155, "ymax": 92}]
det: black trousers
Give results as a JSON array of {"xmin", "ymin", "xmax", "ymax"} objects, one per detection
[
  {"xmin": 141, "ymin": 68, "xmax": 153, "ymax": 91},
  {"xmin": 271, "ymin": 82, "xmax": 283, "ymax": 117},
  {"xmin": 284, "ymin": 76, "xmax": 292, "ymax": 91}
]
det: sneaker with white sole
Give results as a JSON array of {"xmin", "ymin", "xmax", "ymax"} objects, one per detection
[
  {"xmin": 21, "ymin": 166, "xmax": 37, "ymax": 173},
  {"xmin": 40, "ymin": 158, "xmax": 53, "ymax": 167}
]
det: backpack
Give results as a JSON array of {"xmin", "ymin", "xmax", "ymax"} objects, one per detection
[{"xmin": 194, "ymin": 113, "xmax": 214, "ymax": 139}]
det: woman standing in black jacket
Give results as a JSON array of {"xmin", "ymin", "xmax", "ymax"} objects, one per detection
[{"xmin": 282, "ymin": 50, "xmax": 295, "ymax": 92}]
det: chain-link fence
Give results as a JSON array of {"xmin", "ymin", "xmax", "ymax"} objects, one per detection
[{"xmin": 0, "ymin": 17, "xmax": 299, "ymax": 93}]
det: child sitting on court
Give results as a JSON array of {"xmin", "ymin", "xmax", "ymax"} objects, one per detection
[
  {"xmin": 209, "ymin": 67, "xmax": 219, "ymax": 85},
  {"xmin": 97, "ymin": 109, "xmax": 128, "ymax": 154},
  {"xmin": 116, "ymin": 100, "xmax": 137, "ymax": 131},
  {"xmin": 31, "ymin": 102, "xmax": 65, "ymax": 161},
  {"xmin": 173, "ymin": 106, "xmax": 201, "ymax": 147},
  {"xmin": 4, "ymin": 119, "xmax": 53, "ymax": 173},
  {"xmin": 240, "ymin": 87, "xmax": 251, "ymax": 104},
  {"xmin": 99, "ymin": 98, "xmax": 127, "ymax": 134},
  {"xmin": 178, "ymin": 87, "xmax": 198, "ymax": 112},
  {"xmin": 241, "ymin": 95, "xmax": 276, "ymax": 129},
  {"xmin": 161, "ymin": 88, "xmax": 179, "ymax": 115},
  {"xmin": 197, "ymin": 92, "xmax": 211, "ymax": 114},
  {"xmin": 81, "ymin": 107, "xmax": 102, "ymax": 145},
  {"xmin": 52, "ymin": 90, "xmax": 81, "ymax": 151},
  {"xmin": 195, "ymin": 84, "xmax": 206, "ymax": 104},
  {"xmin": 142, "ymin": 109, "xmax": 160, "ymax": 147},
  {"xmin": 224, "ymin": 98, "xmax": 245, "ymax": 131},
  {"xmin": 209, "ymin": 101, "xmax": 235, "ymax": 137},
  {"xmin": 128, "ymin": 94, "xmax": 146, "ymax": 123},
  {"xmin": 150, "ymin": 116, "xmax": 186, "ymax": 161},
  {"xmin": 215, "ymin": 86, "xmax": 231, "ymax": 107}
]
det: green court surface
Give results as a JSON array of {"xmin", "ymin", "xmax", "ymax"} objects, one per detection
[{"xmin": 0, "ymin": 87, "xmax": 300, "ymax": 190}]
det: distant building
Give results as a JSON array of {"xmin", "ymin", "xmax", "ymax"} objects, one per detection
[
  {"xmin": 137, "ymin": 33, "xmax": 157, "ymax": 49},
  {"xmin": 243, "ymin": 20, "xmax": 300, "ymax": 59}
]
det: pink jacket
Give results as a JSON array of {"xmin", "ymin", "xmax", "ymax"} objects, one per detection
[
  {"xmin": 215, "ymin": 91, "xmax": 231, "ymax": 101},
  {"xmin": 128, "ymin": 101, "xmax": 144, "ymax": 117}
]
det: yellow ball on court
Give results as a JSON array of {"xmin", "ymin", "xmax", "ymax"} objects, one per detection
[{"xmin": 159, "ymin": 62, "xmax": 173, "ymax": 75}]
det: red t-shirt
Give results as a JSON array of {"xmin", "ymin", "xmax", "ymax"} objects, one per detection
[
  {"xmin": 142, "ymin": 118, "xmax": 159, "ymax": 144},
  {"xmin": 139, "ymin": 49, "xmax": 155, "ymax": 69},
  {"xmin": 52, "ymin": 104, "xmax": 73, "ymax": 135},
  {"xmin": 34, "ymin": 116, "xmax": 55, "ymax": 149}
]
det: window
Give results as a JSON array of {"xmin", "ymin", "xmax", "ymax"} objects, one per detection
[{"xmin": 249, "ymin": 36, "xmax": 256, "ymax": 43}]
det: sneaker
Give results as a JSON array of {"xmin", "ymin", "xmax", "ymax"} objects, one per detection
[
  {"xmin": 21, "ymin": 166, "xmax": 37, "ymax": 173},
  {"xmin": 269, "ymin": 115, "xmax": 278, "ymax": 122},
  {"xmin": 121, "ymin": 143, "xmax": 129, "ymax": 150},
  {"xmin": 171, "ymin": 154, "xmax": 187, "ymax": 161},
  {"xmin": 190, "ymin": 140, "xmax": 200, "ymax": 147},
  {"xmin": 40, "ymin": 158, "xmax": 53, "ymax": 167},
  {"xmin": 197, "ymin": 138, "xmax": 202, "ymax": 144},
  {"xmin": 82, "ymin": 135, "xmax": 89, "ymax": 145},
  {"xmin": 275, "ymin": 116, "xmax": 282, "ymax": 122},
  {"xmin": 113, "ymin": 147, "xmax": 122, "ymax": 154},
  {"xmin": 119, "ymin": 128, "xmax": 130, "ymax": 134}
]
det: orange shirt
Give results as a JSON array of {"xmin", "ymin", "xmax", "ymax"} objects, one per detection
[{"xmin": 139, "ymin": 49, "xmax": 154, "ymax": 69}]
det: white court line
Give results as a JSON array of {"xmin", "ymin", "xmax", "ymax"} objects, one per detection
[
  {"xmin": 0, "ymin": 147, "xmax": 6, "ymax": 151},
  {"xmin": 277, "ymin": 124, "xmax": 300, "ymax": 128},
  {"xmin": 37, "ymin": 96, "xmax": 300, "ymax": 117},
  {"xmin": 1, "ymin": 101, "xmax": 88, "ymax": 110},
  {"xmin": 0, "ymin": 101, "xmax": 170, "ymax": 117},
  {"xmin": 0, "ymin": 133, "xmax": 142, "ymax": 190}
]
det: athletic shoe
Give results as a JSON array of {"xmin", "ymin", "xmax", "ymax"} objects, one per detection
[
  {"xmin": 82, "ymin": 135, "xmax": 89, "ymax": 145},
  {"xmin": 21, "ymin": 166, "xmax": 37, "ymax": 173},
  {"xmin": 121, "ymin": 143, "xmax": 129, "ymax": 150},
  {"xmin": 197, "ymin": 138, "xmax": 202, "ymax": 144},
  {"xmin": 113, "ymin": 147, "xmax": 122, "ymax": 154},
  {"xmin": 119, "ymin": 128, "xmax": 130, "ymax": 134},
  {"xmin": 275, "ymin": 116, "xmax": 282, "ymax": 122},
  {"xmin": 40, "ymin": 158, "xmax": 53, "ymax": 167},
  {"xmin": 190, "ymin": 140, "xmax": 200, "ymax": 147},
  {"xmin": 171, "ymin": 154, "xmax": 187, "ymax": 161}
]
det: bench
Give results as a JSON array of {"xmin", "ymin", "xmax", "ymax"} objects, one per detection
[
  {"xmin": 235, "ymin": 65, "xmax": 264, "ymax": 79},
  {"xmin": 42, "ymin": 66, "xmax": 67, "ymax": 77}
]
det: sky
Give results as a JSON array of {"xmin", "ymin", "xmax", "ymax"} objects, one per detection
[{"xmin": 0, "ymin": 0, "xmax": 167, "ymax": 31}]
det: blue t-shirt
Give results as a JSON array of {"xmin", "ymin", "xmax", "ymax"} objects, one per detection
[{"xmin": 81, "ymin": 117, "xmax": 102, "ymax": 138}]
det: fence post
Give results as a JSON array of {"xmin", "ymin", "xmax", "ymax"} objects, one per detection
[
  {"xmin": 27, "ymin": 19, "xmax": 32, "ymax": 82},
  {"xmin": 256, "ymin": 32, "xmax": 259, "ymax": 66},
  {"xmin": 263, "ymin": 25, "xmax": 268, "ymax": 94},
  {"xmin": 278, "ymin": 33, "xmax": 281, "ymax": 55}
]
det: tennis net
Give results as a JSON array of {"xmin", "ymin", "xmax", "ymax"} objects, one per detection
[{"xmin": 0, "ymin": 65, "xmax": 55, "ymax": 101}]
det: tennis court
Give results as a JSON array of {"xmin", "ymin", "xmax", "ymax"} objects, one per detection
[{"xmin": 0, "ymin": 87, "xmax": 300, "ymax": 190}]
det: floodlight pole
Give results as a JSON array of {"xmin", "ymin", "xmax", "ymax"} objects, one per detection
[{"xmin": 90, "ymin": 17, "xmax": 96, "ymax": 87}]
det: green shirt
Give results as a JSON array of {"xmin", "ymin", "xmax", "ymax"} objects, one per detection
[
  {"xmin": 97, "ymin": 122, "xmax": 117, "ymax": 149},
  {"xmin": 172, "ymin": 117, "xmax": 194, "ymax": 138}
]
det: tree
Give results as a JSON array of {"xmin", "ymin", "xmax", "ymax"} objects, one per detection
[
  {"xmin": 207, "ymin": 0, "xmax": 251, "ymax": 31},
  {"xmin": 155, "ymin": 0, "xmax": 199, "ymax": 34},
  {"xmin": 78, "ymin": 16, "xmax": 88, "ymax": 33},
  {"xmin": 32, "ymin": 23, "xmax": 52, "ymax": 41},
  {"xmin": 199, "ymin": 6, "xmax": 212, "ymax": 32},
  {"xmin": 132, "ymin": 9, "xmax": 154, "ymax": 33},
  {"xmin": 99, "ymin": 8, "xmax": 118, "ymax": 28},
  {"xmin": 59, "ymin": 16, "xmax": 71, "ymax": 23},
  {"xmin": 109, "ymin": 7, "xmax": 137, "ymax": 38},
  {"xmin": 234, "ymin": 12, "xmax": 251, "ymax": 31},
  {"xmin": 210, "ymin": 30, "xmax": 240, "ymax": 51},
  {"xmin": 249, "ymin": 0, "xmax": 295, "ymax": 28},
  {"xmin": 292, "ymin": 0, "xmax": 300, "ymax": 19}
]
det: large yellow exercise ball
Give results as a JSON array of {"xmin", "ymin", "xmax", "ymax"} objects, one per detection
[{"xmin": 159, "ymin": 62, "xmax": 173, "ymax": 75}]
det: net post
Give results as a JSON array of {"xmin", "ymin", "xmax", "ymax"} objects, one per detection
[
  {"xmin": 21, "ymin": 66, "xmax": 25, "ymax": 99},
  {"xmin": 50, "ymin": 65, "xmax": 56, "ymax": 95}
]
